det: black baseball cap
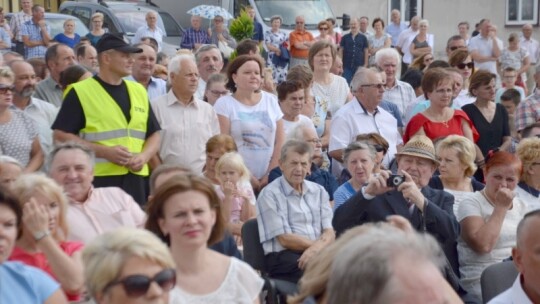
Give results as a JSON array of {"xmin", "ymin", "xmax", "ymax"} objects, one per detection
[{"xmin": 96, "ymin": 33, "xmax": 143, "ymax": 54}]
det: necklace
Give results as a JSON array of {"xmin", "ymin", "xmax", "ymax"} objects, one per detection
[{"xmin": 480, "ymin": 189, "xmax": 495, "ymax": 207}]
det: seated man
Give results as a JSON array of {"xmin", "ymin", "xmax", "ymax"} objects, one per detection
[
  {"xmin": 257, "ymin": 140, "xmax": 335, "ymax": 283},
  {"xmin": 268, "ymin": 121, "xmax": 338, "ymax": 202},
  {"xmin": 489, "ymin": 210, "xmax": 540, "ymax": 304},
  {"xmin": 47, "ymin": 142, "xmax": 146, "ymax": 243},
  {"xmin": 333, "ymin": 135, "xmax": 459, "ymax": 276}
]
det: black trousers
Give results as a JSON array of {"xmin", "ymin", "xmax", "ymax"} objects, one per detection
[
  {"xmin": 265, "ymin": 250, "xmax": 303, "ymax": 284},
  {"xmin": 93, "ymin": 173, "xmax": 148, "ymax": 207},
  {"xmin": 14, "ymin": 41, "xmax": 25, "ymax": 56}
]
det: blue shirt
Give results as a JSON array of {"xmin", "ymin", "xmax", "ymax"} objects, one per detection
[
  {"xmin": 380, "ymin": 100, "xmax": 404, "ymax": 128},
  {"xmin": 180, "ymin": 27, "xmax": 209, "ymax": 50},
  {"xmin": 0, "ymin": 27, "xmax": 11, "ymax": 50},
  {"xmin": 268, "ymin": 163, "xmax": 338, "ymax": 200},
  {"xmin": 53, "ymin": 33, "xmax": 81, "ymax": 48},
  {"xmin": 252, "ymin": 21, "xmax": 264, "ymax": 42},
  {"xmin": 333, "ymin": 181, "xmax": 356, "ymax": 211},
  {"xmin": 386, "ymin": 22, "xmax": 407, "ymax": 46},
  {"xmin": 340, "ymin": 32, "xmax": 368, "ymax": 69},
  {"xmin": 125, "ymin": 76, "xmax": 167, "ymax": 101},
  {"xmin": 0, "ymin": 262, "xmax": 60, "ymax": 303},
  {"xmin": 21, "ymin": 19, "xmax": 50, "ymax": 58}
]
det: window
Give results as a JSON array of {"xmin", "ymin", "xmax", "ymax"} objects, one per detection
[
  {"xmin": 388, "ymin": 0, "xmax": 423, "ymax": 23},
  {"xmin": 506, "ymin": 0, "xmax": 538, "ymax": 25}
]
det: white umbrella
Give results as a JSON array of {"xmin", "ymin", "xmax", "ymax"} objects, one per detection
[{"xmin": 187, "ymin": 5, "xmax": 234, "ymax": 20}]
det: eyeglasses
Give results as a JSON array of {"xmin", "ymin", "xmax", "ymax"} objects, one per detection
[
  {"xmin": 449, "ymin": 46, "xmax": 465, "ymax": 51},
  {"xmin": 296, "ymin": 22, "xmax": 304, "ymax": 24},
  {"xmin": 306, "ymin": 138, "xmax": 322, "ymax": 144},
  {"xmin": 373, "ymin": 144, "xmax": 385, "ymax": 153},
  {"xmin": 210, "ymin": 90, "xmax": 229, "ymax": 96},
  {"xmin": 319, "ymin": 27, "xmax": 328, "ymax": 30},
  {"xmin": 0, "ymin": 85, "xmax": 14, "ymax": 95},
  {"xmin": 361, "ymin": 83, "xmax": 385, "ymax": 89},
  {"xmin": 104, "ymin": 268, "xmax": 176, "ymax": 298},
  {"xmin": 456, "ymin": 62, "xmax": 474, "ymax": 70}
]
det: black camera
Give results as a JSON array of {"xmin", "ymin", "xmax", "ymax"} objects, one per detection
[{"xmin": 386, "ymin": 174, "xmax": 405, "ymax": 187}]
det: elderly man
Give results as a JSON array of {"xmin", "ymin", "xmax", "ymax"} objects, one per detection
[
  {"xmin": 386, "ymin": 9, "xmax": 407, "ymax": 47},
  {"xmin": 515, "ymin": 65, "xmax": 540, "ymax": 133},
  {"xmin": 468, "ymin": 19, "xmax": 502, "ymax": 77},
  {"xmin": 359, "ymin": 16, "xmax": 373, "ymax": 39},
  {"xmin": 396, "ymin": 16, "xmax": 419, "ymax": 71},
  {"xmin": 289, "ymin": 15, "xmax": 314, "ymax": 67},
  {"xmin": 329, "ymin": 67, "xmax": 402, "ymax": 177},
  {"xmin": 458, "ymin": 21, "xmax": 470, "ymax": 44},
  {"xmin": 150, "ymin": 54, "xmax": 219, "ymax": 173},
  {"xmin": 52, "ymin": 33, "xmax": 161, "ymax": 205},
  {"xmin": 132, "ymin": 11, "xmax": 164, "ymax": 52},
  {"xmin": 34, "ymin": 43, "xmax": 76, "ymax": 106},
  {"xmin": 377, "ymin": 48, "xmax": 416, "ymax": 120},
  {"xmin": 76, "ymin": 44, "xmax": 98, "ymax": 73},
  {"xmin": 10, "ymin": 60, "xmax": 58, "ymax": 155},
  {"xmin": 47, "ymin": 142, "xmax": 146, "ymax": 244},
  {"xmin": 489, "ymin": 210, "xmax": 540, "ymax": 303},
  {"xmin": 125, "ymin": 43, "xmax": 166, "ymax": 100},
  {"xmin": 446, "ymin": 35, "xmax": 468, "ymax": 58},
  {"xmin": 21, "ymin": 4, "xmax": 50, "ymax": 59},
  {"xmin": 521, "ymin": 24, "xmax": 540, "ymax": 93},
  {"xmin": 10, "ymin": 0, "xmax": 33, "ymax": 56},
  {"xmin": 180, "ymin": 15, "xmax": 209, "ymax": 51},
  {"xmin": 333, "ymin": 134, "xmax": 459, "ymax": 275},
  {"xmin": 339, "ymin": 18, "xmax": 368, "ymax": 84},
  {"xmin": 194, "ymin": 44, "xmax": 223, "ymax": 99},
  {"xmin": 257, "ymin": 140, "xmax": 335, "ymax": 283}
]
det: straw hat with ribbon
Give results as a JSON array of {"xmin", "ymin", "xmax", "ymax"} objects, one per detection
[{"xmin": 395, "ymin": 135, "xmax": 439, "ymax": 165}]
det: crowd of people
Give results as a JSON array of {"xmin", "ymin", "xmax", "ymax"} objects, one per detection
[{"xmin": 0, "ymin": 1, "xmax": 540, "ymax": 303}]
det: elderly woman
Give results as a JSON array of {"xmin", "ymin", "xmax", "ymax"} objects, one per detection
[
  {"xmin": 214, "ymin": 55, "xmax": 285, "ymax": 190},
  {"xmin": 82, "ymin": 228, "xmax": 176, "ymax": 303},
  {"xmin": 0, "ymin": 67, "xmax": 43, "ymax": 172},
  {"xmin": 410, "ymin": 19, "xmax": 434, "ymax": 60},
  {"xmin": 309, "ymin": 40, "xmax": 352, "ymax": 116},
  {"xmin": 0, "ymin": 155, "xmax": 22, "ymax": 188},
  {"xmin": 209, "ymin": 15, "xmax": 236, "ymax": 55},
  {"xmin": 368, "ymin": 17, "xmax": 391, "ymax": 66},
  {"xmin": 86, "ymin": 12, "xmax": 106, "ymax": 47},
  {"xmin": 0, "ymin": 185, "xmax": 68, "ymax": 303},
  {"xmin": 268, "ymin": 121, "xmax": 338, "ymax": 201},
  {"xmin": 430, "ymin": 135, "xmax": 484, "ymax": 216},
  {"xmin": 448, "ymin": 49, "xmax": 476, "ymax": 108},
  {"xmin": 355, "ymin": 132, "xmax": 389, "ymax": 173},
  {"xmin": 457, "ymin": 151, "xmax": 527, "ymax": 300},
  {"xmin": 265, "ymin": 15, "xmax": 288, "ymax": 83},
  {"xmin": 203, "ymin": 73, "xmax": 229, "ymax": 106},
  {"xmin": 9, "ymin": 174, "xmax": 84, "ymax": 301},
  {"xmin": 333, "ymin": 142, "xmax": 376, "ymax": 211},
  {"xmin": 277, "ymin": 80, "xmax": 312, "ymax": 135},
  {"xmin": 516, "ymin": 137, "xmax": 540, "ymax": 210},
  {"xmin": 146, "ymin": 174, "xmax": 263, "ymax": 302}
]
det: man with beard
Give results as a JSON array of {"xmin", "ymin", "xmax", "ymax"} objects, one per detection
[
  {"xmin": 34, "ymin": 43, "xmax": 76, "ymax": 106},
  {"xmin": 126, "ymin": 43, "xmax": 166, "ymax": 100},
  {"xmin": 52, "ymin": 33, "xmax": 161, "ymax": 205},
  {"xmin": 9, "ymin": 60, "xmax": 58, "ymax": 155},
  {"xmin": 194, "ymin": 44, "xmax": 223, "ymax": 99}
]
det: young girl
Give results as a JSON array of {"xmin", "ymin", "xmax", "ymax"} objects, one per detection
[{"xmin": 214, "ymin": 152, "xmax": 256, "ymax": 242}]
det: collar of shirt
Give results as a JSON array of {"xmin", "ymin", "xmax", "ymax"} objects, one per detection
[
  {"xmin": 71, "ymin": 186, "xmax": 95, "ymax": 205},
  {"xmin": 354, "ymin": 96, "xmax": 379, "ymax": 116},
  {"xmin": 278, "ymin": 175, "xmax": 316, "ymax": 196},
  {"xmin": 518, "ymin": 181, "xmax": 540, "ymax": 198},
  {"xmin": 166, "ymin": 89, "xmax": 198, "ymax": 108},
  {"xmin": 43, "ymin": 76, "xmax": 62, "ymax": 90},
  {"xmin": 9, "ymin": 97, "xmax": 37, "ymax": 111}
]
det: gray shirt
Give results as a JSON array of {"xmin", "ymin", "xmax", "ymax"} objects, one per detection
[{"xmin": 34, "ymin": 77, "xmax": 63, "ymax": 107}]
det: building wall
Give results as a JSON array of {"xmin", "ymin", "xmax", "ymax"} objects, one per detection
[{"xmin": 328, "ymin": 0, "xmax": 540, "ymax": 59}]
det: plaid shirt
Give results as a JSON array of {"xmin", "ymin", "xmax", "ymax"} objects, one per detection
[
  {"xmin": 515, "ymin": 89, "xmax": 540, "ymax": 131},
  {"xmin": 383, "ymin": 79, "xmax": 416, "ymax": 120},
  {"xmin": 21, "ymin": 19, "xmax": 50, "ymax": 59},
  {"xmin": 256, "ymin": 176, "xmax": 333, "ymax": 255},
  {"xmin": 180, "ymin": 27, "xmax": 209, "ymax": 50},
  {"xmin": 9, "ymin": 11, "xmax": 32, "ymax": 42}
]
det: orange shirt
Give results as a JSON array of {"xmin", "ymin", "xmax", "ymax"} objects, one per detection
[{"xmin": 289, "ymin": 30, "xmax": 314, "ymax": 59}]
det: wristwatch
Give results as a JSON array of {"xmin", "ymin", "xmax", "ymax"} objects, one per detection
[{"xmin": 33, "ymin": 230, "xmax": 50, "ymax": 242}]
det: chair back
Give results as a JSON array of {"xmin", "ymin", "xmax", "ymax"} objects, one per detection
[
  {"xmin": 480, "ymin": 260, "xmax": 519, "ymax": 303},
  {"xmin": 241, "ymin": 218, "xmax": 266, "ymax": 272}
]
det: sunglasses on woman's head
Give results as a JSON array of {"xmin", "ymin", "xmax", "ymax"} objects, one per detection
[
  {"xmin": 104, "ymin": 268, "xmax": 176, "ymax": 298},
  {"xmin": 456, "ymin": 62, "xmax": 474, "ymax": 70}
]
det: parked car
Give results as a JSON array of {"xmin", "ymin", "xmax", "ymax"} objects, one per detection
[
  {"xmin": 59, "ymin": 0, "xmax": 183, "ymax": 56},
  {"xmin": 5, "ymin": 12, "xmax": 89, "ymax": 38}
]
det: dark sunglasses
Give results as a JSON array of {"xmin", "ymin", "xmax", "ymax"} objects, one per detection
[
  {"xmin": 373, "ymin": 144, "xmax": 385, "ymax": 153},
  {"xmin": 456, "ymin": 62, "xmax": 474, "ymax": 70},
  {"xmin": 0, "ymin": 85, "xmax": 15, "ymax": 94},
  {"xmin": 449, "ymin": 46, "xmax": 465, "ymax": 51},
  {"xmin": 319, "ymin": 27, "xmax": 328, "ymax": 30},
  {"xmin": 104, "ymin": 268, "xmax": 176, "ymax": 298}
]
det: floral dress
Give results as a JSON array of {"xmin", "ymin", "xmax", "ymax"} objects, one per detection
[{"xmin": 265, "ymin": 29, "xmax": 288, "ymax": 83}]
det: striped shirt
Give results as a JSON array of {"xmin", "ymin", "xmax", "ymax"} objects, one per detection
[
  {"xmin": 9, "ymin": 11, "xmax": 31, "ymax": 42},
  {"xmin": 180, "ymin": 27, "xmax": 209, "ymax": 50},
  {"xmin": 257, "ymin": 176, "xmax": 333, "ymax": 255}
]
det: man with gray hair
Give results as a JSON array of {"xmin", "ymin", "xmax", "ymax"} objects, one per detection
[
  {"xmin": 150, "ymin": 54, "xmax": 219, "ymax": 173},
  {"xmin": 47, "ymin": 142, "xmax": 146, "ymax": 244},
  {"xmin": 395, "ymin": 16, "xmax": 419, "ymax": 71},
  {"xmin": 257, "ymin": 139, "xmax": 335, "ymax": 283},
  {"xmin": 376, "ymin": 47, "xmax": 416, "ymax": 120},
  {"xmin": 521, "ymin": 24, "xmax": 540, "ymax": 93},
  {"xmin": 489, "ymin": 210, "xmax": 540, "ymax": 303},
  {"xmin": 327, "ymin": 224, "xmax": 454, "ymax": 303},
  {"xmin": 195, "ymin": 44, "xmax": 223, "ymax": 99},
  {"xmin": 132, "ymin": 11, "xmax": 164, "ymax": 52}
]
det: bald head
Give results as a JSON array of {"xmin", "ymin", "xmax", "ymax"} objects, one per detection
[{"xmin": 522, "ymin": 24, "xmax": 533, "ymax": 39}]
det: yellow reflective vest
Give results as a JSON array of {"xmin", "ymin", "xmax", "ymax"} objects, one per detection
[{"xmin": 73, "ymin": 78, "xmax": 149, "ymax": 177}]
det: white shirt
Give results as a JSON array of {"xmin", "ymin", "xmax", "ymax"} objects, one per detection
[
  {"xmin": 488, "ymin": 275, "xmax": 533, "ymax": 304},
  {"xmin": 196, "ymin": 77, "xmax": 207, "ymax": 100},
  {"xmin": 132, "ymin": 25, "xmax": 165, "ymax": 51},
  {"xmin": 329, "ymin": 98, "xmax": 402, "ymax": 176},
  {"xmin": 282, "ymin": 114, "xmax": 313, "ymax": 137},
  {"xmin": 469, "ymin": 34, "xmax": 504, "ymax": 75},
  {"xmin": 520, "ymin": 36, "xmax": 540, "ymax": 64},
  {"xmin": 396, "ymin": 28, "xmax": 418, "ymax": 64},
  {"xmin": 151, "ymin": 91, "xmax": 219, "ymax": 173}
]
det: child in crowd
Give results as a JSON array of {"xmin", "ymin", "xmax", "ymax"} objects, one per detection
[
  {"xmin": 495, "ymin": 67, "xmax": 526, "ymax": 103},
  {"xmin": 214, "ymin": 152, "xmax": 256, "ymax": 244},
  {"xmin": 500, "ymin": 88, "xmax": 521, "ymax": 152}
]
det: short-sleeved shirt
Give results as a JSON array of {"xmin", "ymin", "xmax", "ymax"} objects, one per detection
[
  {"xmin": 468, "ymin": 34, "xmax": 503, "ymax": 75},
  {"xmin": 0, "ymin": 110, "xmax": 38, "ymax": 167},
  {"xmin": 257, "ymin": 176, "xmax": 333, "ymax": 255},
  {"xmin": 180, "ymin": 27, "xmax": 209, "ymax": 50},
  {"xmin": 53, "ymin": 33, "xmax": 81, "ymax": 48},
  {"xmin": 21, "ymin": 19, "xmax": 50, "ymax": 59},
  {"xmin": 289, "ymin": 30, "xmax": 314, "ymax": 59},
  {"xmin": 332, "ymin": 181, "xmax": 356, "ymax": 211},
  {"xmin": 340, "ymin": 32, "xmax": 369, "ymax": 69},
  {"xmin": 311, "ymin": 74, "xmax": 350, "ymax": 116},
  {"xmin": 132, "ymin": 25, "xmax": 164, "ymax": 51},
  {"xmin": 0, "ymin": 261, "xmax": 60, "ymax": 303},
  {"xmin": 383, "ymin": 80, "xmax": 417, "ymax": 120},
  {"xmin": 514, "ymin": 90, "xmax": 540, "ymax": 131},
  {"xmin": 10, "ymin": 11, "xmax": 32, "ymax": 41}
]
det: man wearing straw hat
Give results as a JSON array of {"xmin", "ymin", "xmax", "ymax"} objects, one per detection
[{"xmin": 333, "ymin": 134, "xmax": 460, "ymax": 277}]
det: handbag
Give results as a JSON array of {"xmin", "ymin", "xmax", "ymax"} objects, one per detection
[{"xmin": 218, "ymin": 40, "xmax": 234, "ymax": 59}]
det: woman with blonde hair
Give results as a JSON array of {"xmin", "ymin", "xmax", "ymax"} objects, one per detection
[
  {"xmin": 83, "ymin": 227, "xmax": 177, "ymax": 303},
  {"xmin": 9, "ymin": 174, "xmax": 84, "ymax": 301},
  {"xmin": 516, "ymin": 137, "xmax": 540, "ymax": 210},
  {"xmin": 86, "ymin": 12, "xmax": 106, "ymax": 46}
]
